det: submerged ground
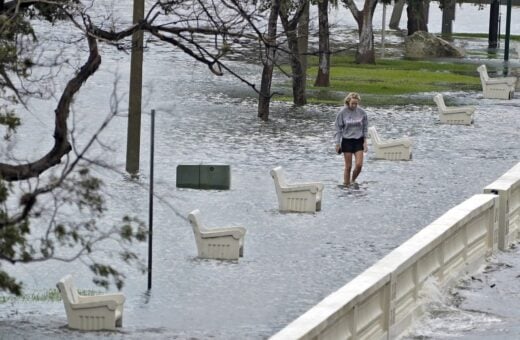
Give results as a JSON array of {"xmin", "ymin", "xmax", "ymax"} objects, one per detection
[{"xmin": 1, "ymin": 2, "xmax": 520, "ymax": 339}]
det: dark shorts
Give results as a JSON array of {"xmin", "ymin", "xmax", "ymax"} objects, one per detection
[{"xmin": 341, "ymin": 137, "xmax": 364, "ymax": 153}]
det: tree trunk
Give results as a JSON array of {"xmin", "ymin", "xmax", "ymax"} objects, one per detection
[
  {"xmin": 488, "ymin": 0, "xmax": 500, "ymax": 49},
  {"xmin": 406, "ymin": 0, "xmax": 429, "ymax": 35},
  {"xmin": 258, "ymin": 0, "xmax": 281, "ymax": 121},
  {"xmin": 343, "ymin": 0, "xmax": 378, "ymax": 64},
  {"xmin": 314, "ymin": 0, "xmax": 330, "ymax": 87},
  {"xmin": 356, "ymin": 8, "xmax": 376, "ymax": 63},
  {"xmin": 297, "ymin": 1, "xmax": 309, "ymax": 86},
  {"xmin": 286, "ymin": 29, "xmax": 307, "ymax": 105},
  {"xmin": 389, "ymin": 0, "xmax": 405, "ymax": 30},
  {"xmin": 279, "ymin": 1, "xmax": 307, "ymax": 106},
  {"xmin": 441, "ymin": 0, "xmax": 456, "ymax": 40}
]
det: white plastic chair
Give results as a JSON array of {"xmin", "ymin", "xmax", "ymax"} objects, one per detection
[
  {"xmin": 56, "ymin": 274, "xmax": 125, "ymax": 331},
  {"xmin": 270, "ymin": 166, "xmax": 324, "ymax": 213},
  {"xmin": 477, "ymin": 64, "xmax": 516, "ymax": 100},
  {"xmin": 188, "ymin": 209, "xmax": 246, "ymax": 260},
  {"xmin": 368, "ymin": 126, "xmax": 412, "ymax": 161},
  {"xmin": 433, "ymin": 94, "xmax": 475, "ymax": 125}
]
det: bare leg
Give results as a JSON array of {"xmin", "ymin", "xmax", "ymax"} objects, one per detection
[
  {"xmin": 352, "ymin": 150, "xmax": 364, "ymax": 183},
  {"xmin": 343, "ymin": 152, "xmax": 353, "ymax": 186}
]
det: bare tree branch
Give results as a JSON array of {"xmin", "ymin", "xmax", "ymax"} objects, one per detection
[{"xmin": 0, "ymin": 31, "xmax": 100, "ymax": 181}]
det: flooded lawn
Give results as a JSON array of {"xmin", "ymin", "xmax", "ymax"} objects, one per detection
[{"xmin": 2, "ymin": 2, "xmax": 520, "ymax": 339}]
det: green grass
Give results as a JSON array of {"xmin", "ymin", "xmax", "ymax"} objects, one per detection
[
  {"xmin": 0, "ymin": 288, "xmax": 101, "ymax": 303},
  {"xmin": 275, "ymin": 55, "xmax": 482, "ymax": 106},
  {"xmin": 308, "ymin": 55, "xmax": 481, "ymax": 95},
  {"xmin": 323, "ymin": 66, "xmax": 478, "ymax": 95},
  {"xmin": 451, "ymin": 33, "xmax": 520, "ymax": 41}
]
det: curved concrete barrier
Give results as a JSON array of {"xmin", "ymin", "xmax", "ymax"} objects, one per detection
[
  {"xmin": 272, "ymin": 161, "xmax": 520, "ymax": 340},
  {"xmin": 484, "ymin": 162, "xmax": 520, "ymax": 250}
]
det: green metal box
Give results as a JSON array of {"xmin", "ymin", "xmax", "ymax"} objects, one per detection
[
  {"xmin": 199, "ymin": 165, "xmax": 230, "ymax": 190},
  {"xmin": 176, "ymin": 165, "xmax": 200, "ymax": 189},
  {"xmin": 176, "ymin": 164, "xmax": 230, "ymax": 190}
]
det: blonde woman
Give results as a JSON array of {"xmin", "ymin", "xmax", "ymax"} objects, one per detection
[{"xmin": 334, "ymin": 92, "xmax": 368, "ymax": 188}]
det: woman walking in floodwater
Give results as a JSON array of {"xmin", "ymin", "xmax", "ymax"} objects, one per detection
[{"xmin": 334, "ymin": 92, "xmax": 368, "ymax": 188}]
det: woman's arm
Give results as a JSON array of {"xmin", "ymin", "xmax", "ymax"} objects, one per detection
[
  {"xmin": 362, "ymin": 110, "xmax": 368, "ymax": 138},
  {"xmin": 333, "ymin": 109, "xmax": 344, "ymax": 145}
]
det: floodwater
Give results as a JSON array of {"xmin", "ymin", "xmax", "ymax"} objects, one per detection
[
  {"xmin": 403, "ymin": 245, "xmax": 520, "ymax": 339},
  {"xmin": 1, "ymin": 2, "xmax": 520, "ymax": 339}
]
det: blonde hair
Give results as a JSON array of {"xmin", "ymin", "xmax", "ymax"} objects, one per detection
[{"xmin": 344, "ymin": 92, "xmax": 361, "ymax": 105}]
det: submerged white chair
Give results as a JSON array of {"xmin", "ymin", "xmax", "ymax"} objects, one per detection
[
  {"xmin": 188, "ymin": 209, "xmax": 246, "ymax": 260},
  {"xmin": 270, "ymin": 166, "xmax": 324, "ymax": 213},
  {"xmin": 56, "ymin": 274, "xmax": 125, "ymax": 331},
  {"xmin": 477, "ymin": 64, "xmax": 516, "ymax": 100},
  {"xmin": 368, "ymin": 126, "xmax": 412, "ymax": 161},
  {"xmin": 433, "ymin": 94, "xmax": 475, "ymax": 125}
]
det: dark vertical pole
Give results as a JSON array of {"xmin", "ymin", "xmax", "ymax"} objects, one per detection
[
  {"xmin": 504, "ymin": 0, "xmax": 512, "ymax": 62},
  {"xmin": 441, "ymin": 0, "xmax": 455, "ymax": 40},
  {"xmin": 147, "ymin": 109, "xmax": 155, "ymax": 290},
  {"xmin": 488, "ymin": 0, "xmax": 500, "ymax": 49},
  {"xmin": 126, "ymin": 0, "xmax": 145, "ymax": 176}
]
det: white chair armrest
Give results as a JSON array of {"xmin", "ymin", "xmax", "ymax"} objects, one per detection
[
  {"xmin": 486, "ymin": 77, "xmax": 516, "ymax": 85},
  {"xmin": 71, "ymin": 300, "xmax": 118, "ymax": 310},
  {"xmin": 281, "ymin": 186, "xmax": 317, "ymax": 194},
  {"xmin": 443, "ymin": 106, "xmax": 475, "ymax": 114},
  {"xmin": 201, "ymin": 227, "xmax": 246, "ymax": 239},
  {"xmin": 379, "ymin": 139, "xmax": 411, "ymax": 148},
  {"xmin": 79, "ymin": 293, "xmax": 125, "ymax": 305},
  {"xmin": 284, "ymin": 182, "xmax": 323, "ymax": 191}
]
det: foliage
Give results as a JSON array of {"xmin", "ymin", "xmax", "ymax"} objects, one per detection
[
  {"xmin": 0, "ymin": 1, "xmax": 147, "ymax": 296},
  {"xmin": 0, "ymin": 0, "xmax": 269, "ymax": 296}
]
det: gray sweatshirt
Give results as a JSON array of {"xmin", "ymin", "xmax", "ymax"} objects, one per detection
[{"xmin": 334, "ymin": 106, "xmax": 368, "ymax": 144}]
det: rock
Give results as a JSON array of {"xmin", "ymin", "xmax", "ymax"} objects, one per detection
[{"xmin": 404, "ymin": 31, "xmax": 465, "ymax": 59}]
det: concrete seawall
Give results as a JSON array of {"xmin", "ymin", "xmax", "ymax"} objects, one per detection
[{"xmin": 271, "ymin": 161, "xmax": 520, "ymax": 340}]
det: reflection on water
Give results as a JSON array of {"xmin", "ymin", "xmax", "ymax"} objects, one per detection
[{"xmin": 2, "ymin": 3, "xmax": 520, "ymax": 340}]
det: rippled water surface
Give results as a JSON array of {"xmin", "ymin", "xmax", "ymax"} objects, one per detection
[
  {"xmin": 1, "ymin": 2, "xmax": 520, "ymax": 340},
  {"xmin": 403, "ymin": 244, "xmax": 520, "ymax": 339}
]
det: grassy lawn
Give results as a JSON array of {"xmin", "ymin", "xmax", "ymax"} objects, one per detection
[
  {"xmin": 0, "ymin": 288, "xmax": 101, "ymax": 303},
  {"xmin": 276, "ymin": 54, "xmax": 483, "ymax": 106}
]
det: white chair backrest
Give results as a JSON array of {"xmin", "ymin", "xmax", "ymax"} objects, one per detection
[
  {"xmin": 57, "ymin": 274, "xmax": 79, "ymax": 305},
  {"xmin": 477, "ymin": 65, "xmax": 489, "ymax": 82},
  {"xmin": 270, "ymin": 166, "xmax": 287, "ymax": 188},
  {"xmin": 188, "ymin": 209, "xmax": 203, "ymax": 238},
  {"xmin": 368, "ymin": 126, "xmax": 381, "ymax": 144},
  {"xmin": 433, "ymin": 94, "xmax": 446, "ymax": 111}
]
